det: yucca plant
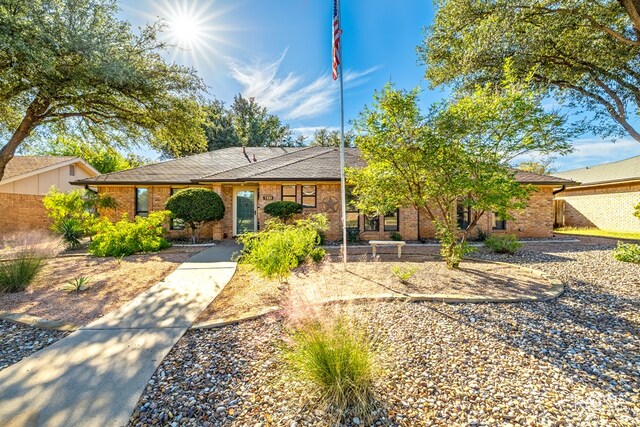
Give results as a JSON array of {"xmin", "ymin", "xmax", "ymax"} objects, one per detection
[
  {"xmin": 390, "ymin": 265, "xmax": 418, "ymax": 284},
  {"xmin": 283, "ymin": 313, "xmax": 377, "ymax": 420},
  {"xmin": 55, "ymin": 218, "xmax": 83, "ymax": 248},
  {"xmin": 63, "ymin": 276, "xmax": 92, "ymax": 292}
]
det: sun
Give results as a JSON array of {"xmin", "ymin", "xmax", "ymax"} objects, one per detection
[{"xmin": 165, "ymin": 3, "xmax": 207, "ymax": 50}]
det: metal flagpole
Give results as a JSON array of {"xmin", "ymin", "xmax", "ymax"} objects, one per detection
[{"xmin": 337, "ymin": 0, "xmax": 348, "ymax": 264}]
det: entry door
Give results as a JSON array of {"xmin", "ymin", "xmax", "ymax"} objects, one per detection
[{"xmin": 235, "ymin": 189, "xmax": 257, "ymax": 235}]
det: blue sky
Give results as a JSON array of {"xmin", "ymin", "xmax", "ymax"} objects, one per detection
[{"xmin": 120, "ymin": 0, "xmax": 640, "ymax": 171}]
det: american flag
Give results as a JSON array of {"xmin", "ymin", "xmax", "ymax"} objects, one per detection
[{"xmin": 332, "ymin": 0, "xmax": 341, "ymax": 80}]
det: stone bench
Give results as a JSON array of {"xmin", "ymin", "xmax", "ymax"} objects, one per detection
[{"xmin": 369, "ymin": 240, "xmax": 406, "ymax": 258}]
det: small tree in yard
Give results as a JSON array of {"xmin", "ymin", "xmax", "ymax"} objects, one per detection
[
  {"xmin": 348, "ymin": 69, "xmax": 573, "ymax": 269},
  {"xmin": 165, "ymin": 188, "xmax": 225, "ymax": 243},
  {"xmin": 264, "ymin": 201, "xmax": 303, "ymax": 223}
]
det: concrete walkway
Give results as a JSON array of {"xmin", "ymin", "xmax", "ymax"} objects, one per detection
[{"xmin": 0, "ymin": 244, "xmax": 239, "ymax": 427}]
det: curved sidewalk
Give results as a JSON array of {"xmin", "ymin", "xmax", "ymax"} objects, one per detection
[{"xmin": 0, "ymin": 244, "xmax": 238, "ymax": 427}]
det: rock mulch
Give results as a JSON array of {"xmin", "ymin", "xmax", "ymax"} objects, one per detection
[
  {"xmin": 130, "ymin": 242, "xmax": 640, "ymax": 426},
  {"xmin": 0, "ymin": 319, "xmax": 68, "ymax": 371}
]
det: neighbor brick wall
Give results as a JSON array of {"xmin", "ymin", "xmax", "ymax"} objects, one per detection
[
  {"xmin": 555, "ymin": 182, "xmax": 640, "ymax": 232},
  {"xmin": 0, "ymin": 193, "xmax": 52, "ymax": 232}
]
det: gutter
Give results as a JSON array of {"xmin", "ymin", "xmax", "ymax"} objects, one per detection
[{"xmin": 552, "ymin": 185, "xmax": 566, "ymax": 196}]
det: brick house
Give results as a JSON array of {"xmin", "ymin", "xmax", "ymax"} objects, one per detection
[
  {"xmin": 73, "ymin": 146, "xmax": 573, "ymax": 241},
  {"xmin": 553, "ymin": 155, "xmax": 640, "ymax": 232},
  {"xmin": 0, "ymin": 156, "xmax": 99, "ymax": 232}
]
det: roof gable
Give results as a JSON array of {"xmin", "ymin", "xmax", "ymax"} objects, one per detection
[
  {"xmin": 554, "ymin": 155, "xmax": 640, "ymax": 185},
  {"xmin": 1, "ymin": 156, "xmax": 99, "ymax": 184}
]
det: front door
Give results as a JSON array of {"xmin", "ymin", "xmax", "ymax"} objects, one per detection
[{"xmin": 235, "ymin": 189, "xmax": 257, "ymax": 235}]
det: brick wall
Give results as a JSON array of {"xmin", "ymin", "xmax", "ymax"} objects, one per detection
[
  {"xmin": 555, "ymin": 181, "xmax": 640, "ymax": 232},
  {"xmin": 0, "ymin": 193, "xmax": 52, "ymax": 232}
]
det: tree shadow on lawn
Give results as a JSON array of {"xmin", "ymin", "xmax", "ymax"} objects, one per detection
[{"xmin": 429, "ymin": 281, "xmax": 640, "ymax": 398}]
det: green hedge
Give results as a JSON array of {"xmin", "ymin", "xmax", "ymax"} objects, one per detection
[{"xmin": 264, "ymin": 201, "xmax": 303, "ymax": 222}]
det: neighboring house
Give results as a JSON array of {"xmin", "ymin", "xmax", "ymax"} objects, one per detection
[
  {"xmin": 553, "ymin": 155, "xmax": 640, "ymax": 232},
  {"xmin": 73, "ymin": 146, "xmax": 573, "ymax": 241},
  {"xmin": 0, "ymin": 156, "xmax": 99, "ymax": 232}
]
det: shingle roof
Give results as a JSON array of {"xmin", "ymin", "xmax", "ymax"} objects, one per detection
[
  {"xmin": 74, "ymin": 146, "xmax": 574, "ymax": 185},
  {"xmin": 1, "ymin": 156, "xmax": 77, "ymax": 182},
  {"xmin": 554, "ymin": 155, "xmax": 640, "ymax": 185}
]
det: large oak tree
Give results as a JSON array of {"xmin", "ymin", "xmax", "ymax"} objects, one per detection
[
  {"xmin": 419, "ymin": 0, "xmax": 640, "ymax": 142},
  {"xmin": 0, "ymin": 0, "xmax": 207, "ymax": 180}
]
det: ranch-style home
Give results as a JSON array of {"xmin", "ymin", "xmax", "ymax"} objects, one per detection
[
  {"xmin": 0, "ymin": 156, "xmax": 99, "ymax": 232},
  {"xmin": 553, "ymin": 155, "xmax": 640, "ymax": 232},
  {"xmin": 73, "ymin": 146, "xmax": 574, "ymax": 241}
]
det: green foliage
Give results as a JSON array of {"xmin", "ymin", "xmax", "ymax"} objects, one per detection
[
  {"xmin": 346, "ymin": 228, "xmax": 362, "ymax": 244},
  {"xmin": 434, "ymin": 221, "xmax": 475, "ymax": 269},
  {"xmin": 420, "ymin": 0, "xmax": 640, "ymax": 142},
  {"xmin": 474, "ymin": 228, "xmax": 489, "ymax": 242},
  {"xmin": 310, "ymin": 128, "xmax": 355, "ymax": 147},
  {"xmin": 0, "ymin": 251, "xmax": 45, "ymax": 293},
  {"xmin": 0, "ymin": 0, "xmax": 208, "ymax": 181},
  {"xmin": 390, "ymin": 265, "xmax": 417, "ymax": 284},
  {"xmin": 348, "ymin": 74, "xmax": 571, "ymax": 268},
  {"xmin": 201, "ymin": 95, "xmax": 305, "ymax": 152},
  {"xmin": 485, "ymin": 234, "xmax": 523, "ymax": 255},
  {"xmin": 264, "ymin": 201, "xmax": 303, "ymax": 222},
  {"xmin": 283, "ymin": 315, "xmax": 376, "ymax": 420},
  {"xmin": 612, "ymin": 242, "xmax": 640, "ymax": 264},
  {"xmin": 63, "ymin": 276, "xmax": 92, "ymax": 292},
  {"xmin": 43, "ymin": 188, "xmax": 116, "ymax": 245},
  {"xmin": 89, "ymin": 212, "xmax": 171, "ymax": 257},
  {"xmin": 236, "ymin": 214, "xmax": 329, "ymax": 281},
  {"xmin": 634, "ymin": 202, "xmax": 640, "ymax": 221},
  {"xmin": 389, "ymin": 232, "xmax": 403, "ymax": 241},
  {"xmin": 516, "ymin": 159, "xmax": 557, "ymax": 175},
  {"xmin": 309, "ymin": 247, "xmax": 326, "ymax": 263},
  {"xmin": 55, "ymin": 218, "xmax": 83, "ymax": 248},
  {"xmin": 25, "ymin": 137, "xmax": 148, "ymax": 174},
  {"xmin": 165, "ymin": 188, "xmax": 225, "ymax": 243}
]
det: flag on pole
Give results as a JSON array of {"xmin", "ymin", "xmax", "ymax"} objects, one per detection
[{"xmin": 332, "ymin": 0, "xmax": 341, "ymax": 80}]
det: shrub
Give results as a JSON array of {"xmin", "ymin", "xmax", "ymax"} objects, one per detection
[
  {"xmin": 474, "ymin": 227, "xmax": 489, "ymax": 242},
  {"xmin": 283, "ymin": 314, "xmax": 376, "ymax": 420},
  {"xmin": 165, "ymin": 188, "xmax": 225, "ymax": 243},
  {"xmin": 309, "ymin": 247, "xmax": 326, "ymax": 263},
  {"xmin": 264, "ymin": 201, "xmax": 303, "ymax": 223},
  {"xmin": 390, "ymin": 232, "xmax": 403, "ymax": 241},
  {"xmin": 612, "ymin": 242, "xmax": 640, "ymax": 264},
  {"xmin": 485, "ymin": 234, "xmax": 522, "ymax": 254},
  {"xmin": 89, "ymin": 212, "xmax": 171, "ymax": 257},
  {"xmin": 390, "ymin": 265, "xmax": 417, "ymax": 284},
  {"xmin": 434, "ymin": 221, "xmax": 475, "ymax": 269},
  {"xmin": 63, "ymin": 276, "xmax": 92, "ymax": 292},
  {"xmin": 346, "ymin": 228, "xmax": 361, "ymax": 244},
  {"xmin": 55, "ymin": 218, "xmax": 83, "ymax": 248},
  {"xmin": 237, "ymin": 214, "xmax": 328, "ymax": 280}
]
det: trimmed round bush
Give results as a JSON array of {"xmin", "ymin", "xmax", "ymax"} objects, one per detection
[
  {"xmin": 165, "ymin": 188, "xmax": 225, "ymax": 242},
  {"xmin": 264, "ymin": 201, "xmax": 303, "ymax": 222}
]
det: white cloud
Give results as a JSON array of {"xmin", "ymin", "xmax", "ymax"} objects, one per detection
[
  {"xmin": 224, "ymin": 50, "xmax": 380, "ymax": 120},
  {"xmin": 292, "ymin": 126, "xmax": 340, "ymax": 140},
  {"xmin": 556, "ymin": 137, "xmax": 640, "ymax": 171}
]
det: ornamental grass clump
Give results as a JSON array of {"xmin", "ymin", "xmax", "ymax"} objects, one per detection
[
  {"xmin": 282, "ymin": 304, "xmax": 377, "ymax": 421},
  {"xmin": 0, "ymin": 232, "xmax": 63, "ymax": 293}
]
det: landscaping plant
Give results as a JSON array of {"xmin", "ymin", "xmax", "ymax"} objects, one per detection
[
  {"xmin": 485, "ymin": 234, "xmax": 523, "ymax": 255},
  {"xmin": 0, "ymin": 233, "xmax": 62, "ymax": 293},
  {"xmin": 165, "ymin": 188, "xmax": 225, "ymax": 243},
  {"xmin": 283, "ymin": 309, "xmax": 377, "ymax": 421},
  {"xmin": 236, "ymin": 214, "xmax": 328, "ymax": 281},
  {"xmin": 612, "ymin": 242, "xmax": 640, "ymax": 264},
  {"xmin": 55, "ymin": 218, "xmax": 83, "ymax": 248},
  {"xmin": 263, "ymin": 201, "xmax": 303, "ymax": 223},
  {"xmin": 390, "ymin": 232, "xmax": 403, "ymax": 241},
  {"xmin": 390, "ymin": 265, "xmax": 418, "ymax": 284},
  {"xmin": 346, "ymin": 228, "xmax": 361, "ymax": 244},
  {"xmin": 89, "ymin": 212, "xmax": 171, "ymax": 257},
  {"xmin": 474, "ymin": 228, "xmax": 489, "ymax": 242},
  {"xmin": 63, "ymin": 276, "xmax": 92, "ymax": 292}
]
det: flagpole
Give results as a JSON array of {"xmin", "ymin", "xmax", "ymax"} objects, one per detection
[{"xmin": 337, "ymin": 0, "xmax": 348, "ymax": 264}]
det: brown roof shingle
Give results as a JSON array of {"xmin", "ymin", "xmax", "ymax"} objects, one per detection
[{"xmin": 1, "ymin": 156, "xmax": 77, "ymax": 182}]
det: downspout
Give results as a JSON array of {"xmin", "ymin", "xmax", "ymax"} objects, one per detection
[{"xmin": 552, "ymin": 185, "xmax": 566, "ymax": 195}]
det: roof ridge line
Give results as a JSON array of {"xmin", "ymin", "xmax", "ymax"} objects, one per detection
[
  {"xmin": 239, "ymin": 148, "xmax": 340, "ymax": 180},
  {"xmin": 195, "ymin": 146, "xmax": 321, "ymax": 181}
]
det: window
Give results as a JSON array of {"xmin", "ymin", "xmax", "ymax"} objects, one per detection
[
  {"xmin": 301, "ymin": 185, "xmax": 317, "ymax": 208},
  {"xmin": 345, "ymin": 187, "xmax": 359, "ymax": 230},
  {"xmin": 169, "ymin": 188, "xmax": 185, "ymax": 230},
  {"xmin": 493, "ymin": 213, "xmax": 507, "ymax": 230},
  {"xmin": 69, "ymin": 165, "xmax": 75, "ymax": 176},
  {"xmin": 135, "ymin": 188, "xmax": 149, "ymax": 217},
  {"xmin": 281, "ymin": 185, "xmax": 297, "ymax": 202},
  {"xmin": 364, "ymin": 214, "xmax": 380, "ymax": 231},
  {"xmin": 384, "ymin": 209, "xmax": 400, "ymax": 231},
  {"xmin": 457, "ymin": 202, "xmax": 471, "ymax": 229}
]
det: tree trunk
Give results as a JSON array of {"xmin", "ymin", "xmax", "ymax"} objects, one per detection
[{"xmin": 0, "ymin": 96, "xmax": 50, "ymax": 181}]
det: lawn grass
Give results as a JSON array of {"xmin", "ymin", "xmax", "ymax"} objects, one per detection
[{"xmin": 554, "ymin": 227, "xmax": 640, "ymax": 240}]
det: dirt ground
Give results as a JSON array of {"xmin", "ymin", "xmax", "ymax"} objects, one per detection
[
  {"xmin": 196, "ymin": 249, "xmax": 554, "ymax": 324},
  {"xmin": 0, "ymin": 246, "xmax": 204, "ymax": 326}
]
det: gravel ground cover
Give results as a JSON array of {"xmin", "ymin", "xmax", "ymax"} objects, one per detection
[
  {"xmin": 0, "ymin": 319, "xmax": 68, "ymax": 371},
  {"xmin": 131, "ymin": 241, "xmax": 640, "ymax": 426}
]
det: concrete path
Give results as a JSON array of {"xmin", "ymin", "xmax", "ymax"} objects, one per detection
[{"xmin": 0, "ymin": 243, "xmax": 239, "ymax": 427}]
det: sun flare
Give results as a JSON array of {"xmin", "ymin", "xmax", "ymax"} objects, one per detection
[{"xmin": 166, "ymin": 4, "xmax": 207, "ymax": 49}]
